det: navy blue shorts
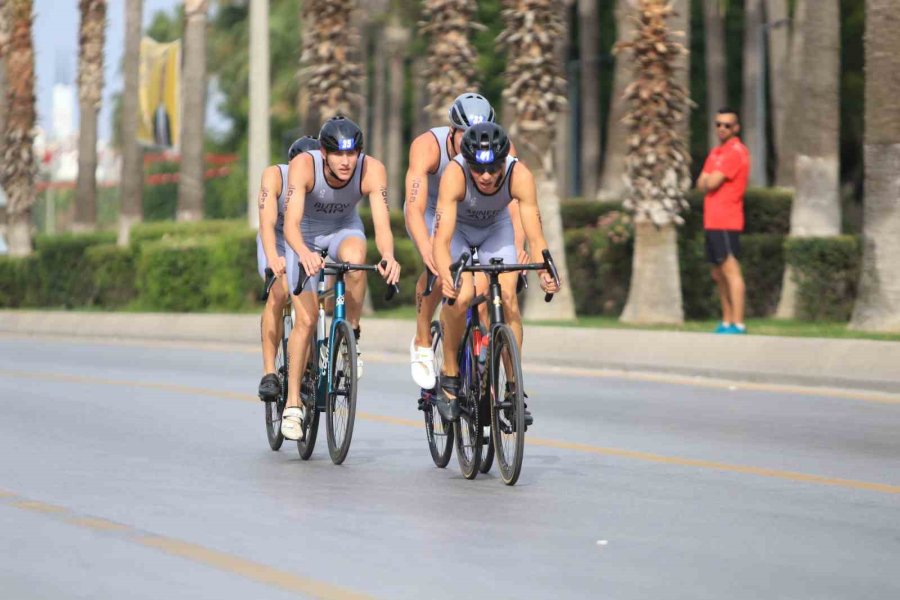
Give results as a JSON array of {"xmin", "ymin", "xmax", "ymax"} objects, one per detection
[{"xmin": 705, "ymin": 230, "xmax": 741, "ymax": 265}]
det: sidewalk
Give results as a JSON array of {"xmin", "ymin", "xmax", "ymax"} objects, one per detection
[{"xmin": 2, "ymin": 310, "xmax": 899, "ymax": 394}]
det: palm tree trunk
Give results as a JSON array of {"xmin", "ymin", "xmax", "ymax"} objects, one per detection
[
  {"xmin": 118, "ymin": 0, "xmax": 143, "ymax": 245},
  {"xmin": 177, "ymin": 0, "xmax": 208, "ymax": 222},
  {"xmin": 671, "ymin": 0, "xmax": 690, "ymax": 142},
  {"xmin": 421, "ymin": 0, "xmax": 480, "ymax": 126},
  {"xmin": 775, "ymin": 0, "xmax": 840, "ymax": 318},
  {"xmin": 850, "ymin": 0, "xmax": 900, "ymax": 332},
  {"xmin": 742, "ymin": 0, "xmax": 766, "ymax": 186},
  {"xmin": 385, "ymin": 19, "xmax": 407, "ymax": 210},
  {"xmin": 765, "ymin": 0, "xmax": 789, "ymax": 174},
  {"xmin": 597, "ymin": 0, "xmax": 633, "ymax": 201},
  {"xmin": 703, "ymin": 0, "xmax": 727, "ymax": 151},
  {"xmin": 1, "ymin": 0, "xmax": 36, "ymax": 256},
  {"xmin": 371, "ymin": 34, "xmax": 387, "ymax": 159},
  {"xmin": 74, "ymin": 0, "xmax": 106, "ymax": 232},
  {"xmin": 621, "ymin": 222, "xmax": 684, "ymax": 323},
  {"xmin": 247, "ymin": 0, "xmax": 269, "ymax": 230},
  {"xmin": 500, "ymin": 0, "xmax": 577, "ymax": 321},
  {"xmin": 578, "ymin": 0, "xmax": 601, "ymax": 200},
  {"xmin": 775, "ymin": 0, "xmax": 805, "ymax": 187}
]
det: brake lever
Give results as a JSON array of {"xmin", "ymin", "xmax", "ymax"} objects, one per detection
[
  {"xmin": 542, "ymin": 249, "xmax": 560, "ymax": 303},
  {"xmin": 446, "ymin": 252, "xmax": 470, "ymax": 307},
  {"xmin": 380, "ymin": 260, "xmax": 401, "ymax": 301}
]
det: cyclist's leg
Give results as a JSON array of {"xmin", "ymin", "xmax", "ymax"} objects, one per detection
[
  {"xmin": 329, "ymin": 229, "xmax": 367, "ymax": 331},
  {"xmin": 259, "ymin": 235, "xmax": 287, "ymax": 398},
  {"xmin": 285, "ymin": 251, "xmax": 319, "ymax": 410}
]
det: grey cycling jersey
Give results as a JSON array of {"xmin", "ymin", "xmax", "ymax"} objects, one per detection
[
  {"xmin": 274, "ymin": 163, "xmax": 289, "ymax": 235},
  {"xmin": 301, "ymin": 149, "xmax": 366, "ymax": 239},
  {"xmin": 426, "ymin": 126, "xmax": 452, "ymax": 213},
  {"xmin": 451, "ymin": 154, "xmax": 517, "ymax": 227}
]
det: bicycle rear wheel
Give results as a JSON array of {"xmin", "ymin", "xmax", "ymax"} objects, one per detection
[
  {"xmin": 490, "ymin": 324, "xmax": 525, "ymax": 485},
  {"xmin": 297, "ymin": 335, "xmax": 320, "ymax": 460},
  {"xmin": 326, "ymin": 320, "xmax": 358, "ymax": 465},
  {"xmin": 265, "ymin": 314, "xmax": 290, "ymax": 451},
  {"xmin": 424, "ymin": 320, "xmax": 453, "ymax": 467},
  {"xmin": 453, "ymin": 327, "xmax": 482, "ymax": 479}
]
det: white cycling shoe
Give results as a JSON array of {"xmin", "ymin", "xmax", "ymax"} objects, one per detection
[
  {"xmin": 410, "ymin": 339, "xmax": 437, "ymax": 389},
  {"xmin": 281, "ymin": 406, "xmax": 305, "ymax": 441}
]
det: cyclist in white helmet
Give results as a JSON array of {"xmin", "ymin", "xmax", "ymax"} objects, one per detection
[{"xmin": 404, "ymin": 93, "xmax": 524, "ymax": 391}]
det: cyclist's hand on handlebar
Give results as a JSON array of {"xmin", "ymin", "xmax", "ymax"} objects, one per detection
[
  {"xmin": 297, "ymin": 247, "xmax": 325, "ymax": 277},
  {"xmin": 268, "ymin": 255, "xmax": 286, "ymax": 277},
  {"xmin": 416, "ymin": 239, "xmax": 438, "ymax": 276},
  {"xmin": 378, "ymin": 255, "xmax": 401, "ymax": 285},
  {"xmin": 539, "ymin": 270, "xmax": 560, "ymax": 294},
  {"xmin": 441, "ymin": 274, "xmax": 459, "ymax": 300}
]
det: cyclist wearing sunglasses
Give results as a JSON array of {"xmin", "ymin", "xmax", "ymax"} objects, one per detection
[
  {"xmin": 697, "ymin": 107, "xmax": 750, "ymax": 334},
  {"xmin": 431, "ymin": 122, "xmax": 560, "ymax": 422}
]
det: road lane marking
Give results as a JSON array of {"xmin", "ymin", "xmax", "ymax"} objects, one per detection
[
  {"xmin": 4, "ymin": 333, "xmax": 899, "ymax": 404},
  {"xmin": 2, "ymin": 367, "xmax": 899, "ymax": 496},
  {"xmin": 2, "ymin": 491, "xmax": 375, "ymax": 600}
]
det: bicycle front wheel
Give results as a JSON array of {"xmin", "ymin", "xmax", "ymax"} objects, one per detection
[
  {"xmin": 326, "ymin": 320, "xmax": 358, "ymax": 465},
  {"xmin": 265, "ymin": 314, "xmax": 291, "ymax": 451},
  {"xmin": 490, "ymin": 324, "xmax": 525, "ymax": 485},
  {"xmin": 425, "ymin": 320, "xmax": 453, "ymax": 467}
]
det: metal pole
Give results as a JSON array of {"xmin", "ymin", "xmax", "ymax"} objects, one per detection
[
  {"xmin": 756, "ymin": 23, "xmax": 767, "ymax": 186},
  {"xmin": 247, "ymin": 0, "xmax": 270, "ymax": 230}
]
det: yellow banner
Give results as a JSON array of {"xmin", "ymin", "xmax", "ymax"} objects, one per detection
[{"xmin": 138, "ymin": 38, "xmax": 181, "ymax": 149}]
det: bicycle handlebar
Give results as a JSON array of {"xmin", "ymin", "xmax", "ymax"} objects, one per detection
[
  {"xmin": 423, "ymin": 271, "xmax": 438, "ymax": 297},
  {"xmin": 446, "ymin": 249, "xmax": 560, "ymax": 305},
  {"xmin": 293, "ymin": 258, "xmax": 400, "ymax": 301}
]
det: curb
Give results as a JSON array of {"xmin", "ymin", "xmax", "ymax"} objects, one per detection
[{"xmin": 1, "ymin": 310, "xmax": 899, "ymax": 394}]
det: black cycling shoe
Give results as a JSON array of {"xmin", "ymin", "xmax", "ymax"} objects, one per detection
[
  {"xmin": 505, "ymin": 382, "xmax": 533, "ymax": 428},
  {"xmin": 258, "ymin": 373, "xmax": 280, "ymax": 401},
  {"xmin": 435, "ymin": 375, "xmax": 461, "ymax": 422}
]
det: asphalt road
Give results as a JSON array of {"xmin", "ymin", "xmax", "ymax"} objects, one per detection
[{"xmin": 1, "ymin": 334, "xmax": 898, "ymax": 600}]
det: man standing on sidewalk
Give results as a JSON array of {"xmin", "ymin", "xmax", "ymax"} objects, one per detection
[{"xmin": 697, "ymin": 107, "xmax": 750, "ymax": 334}]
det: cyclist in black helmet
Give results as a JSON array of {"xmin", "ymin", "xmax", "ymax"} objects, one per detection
[
  {"xmin": 432, "ymin": 121, "xmax": 560, "ymax": 422},
  {"xmin": 257, "ymin": 135, "xmax": 320, "ymax": 402},
  {"xmin": 404, "ymin": 93, "xmax": 525, "ymax": 391},
  {"xmin": 281, "ymin": 116, "xmax": 401, "ymax": 440}
]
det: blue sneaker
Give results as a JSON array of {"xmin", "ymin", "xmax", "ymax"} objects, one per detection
[
  {"xmin": 728, "ymin": 324, "xmax": 747, "ymax": 335},
  {"xmin": 714, "ymin": 322, "xmax": 731, "ymax": 333}
]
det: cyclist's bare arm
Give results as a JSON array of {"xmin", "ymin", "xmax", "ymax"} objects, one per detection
[
  {"xmin": 258, "ymin": 165, "xmax": 285, "ymax": 274},
  {"xmin": 361, "ymin": 156, "xmax": 400, "ymax": 284},
  {"xmin": 510, "ymin": 163, "xmax": 560, "ymax": 292},
  {"xmin": 508, "ymin": 200, "xmax": 526, "ymax": 261},
  {"xmin": 405, "ymin": 133, "xmax": 441, "ymax": 271},
  {"xmin": 433, "ymin": 162, "xmax": 465, "ymax": 298},
  {"xmin": 283, "ymin": 153, "xmax": 320, "ymax": 277}
]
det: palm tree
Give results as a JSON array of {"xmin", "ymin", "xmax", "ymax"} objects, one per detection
[
  {"xmin": 0, "ymin": 0, "xmax": 9, "ymax": 148},
  {"xmin": 703, "ymin": 0, "xmax": 727, "ymax": 151},
  {"xmin": 850, "ymin": 0, "xmax": 900, "ymax": 332},
  {"xmin": 578, "ymin": 0, "xmax": 601, "ymax": 201},
  {"xmin": 177, "ymin": 0, "xmax": 208, "ymax": 222},
  {"xmin": 300, "ymin": 0, "xmax": 363, "ymax": 124},
  {"xmin": 618, "ymin": 0, "xmax": 692, "ymax": 325},
  {"xmin": 775, "ymin": 0, "xmax": 840, "ymax": 318},
  {"xmin": 1, "ymin": 0, "xmax": 36, "ymax": 256},
  {"xmin": 73, "ymin": 0, "xmax": 106, "ymax": 232},
  {"xmin": 742, "ymin": 0, "xmax": 766, "ymax": 186},
  {"xmin": 117, "ymin": 0, "xmax": 142, "ymax": 245},
  {"xmin": 499, "ymin": 0, "xmax": 576, "ymax": 321},
  {"xmin": 385, "ymin": 14, "xmax": 409, "ymax": 209},
  {"xmin": 765, "ymin": 0, "xmax": 789, "ymax": 176},
  {"xmin": 420, "ymin": 0, "xmax": 480, "ymax": 126},
  {"xmin": 597, "ymin": 0, "xmax": 634, "ymax": 201}
]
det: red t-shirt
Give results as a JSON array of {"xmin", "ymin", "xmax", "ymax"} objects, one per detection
[{"xmin": 702, "ymin": 137, "xmax": 750, "ymax": 231}]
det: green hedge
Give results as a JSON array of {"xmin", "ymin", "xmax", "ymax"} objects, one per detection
[
  {"xmin": 33, "ymin": 232, "xmax": 116, "ymax": 307},
  {"xmin": 205, "ymin": 229, "xmax": 259, "ymax": 310},
  {"xmin": 129, "ymin": 218, "xmax": 245, "ymax": 249},
  {"xmin": 137, "ymin": 238, "xmax": 213, "ymax": 312},
  {"xmin": 561, "ymin": 187, "xmax": 793, "ymax": 236},
  {"xmin": 0, "ymin": 256, "xmax": 28, "ymax": 307},
  {"xmin": 785, "ymin": 236, "xmax": 861, "ymax": 321},
  {"xmin": 84, "ymin": 244, "xmax": 137, "ymax": 308},
  {"xmin": 365, "ymin": 238, "xmax": 423, "ymax": 310},
  {"xmin": 357, "ymin": 207, "xmax": 408, "ymax": 239}
]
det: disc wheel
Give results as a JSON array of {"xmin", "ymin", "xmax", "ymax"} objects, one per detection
[
  {"xmin": 424, "ymin": 320, "xmax": 453, "ymax": 467},
  {"xmin": 490, "ymin": 324, "xmax": 525, "ymax": 485},
  {"xmin": 326, "ymin": 321, "xmax": 358, "ymax": 465},
  {"xmin": 453, "ymin": 328, "xmax": 482, "ymax": 479},
  {"xmin": 297, "ymin": 335, "xmax": 320, "ymax": 460}
]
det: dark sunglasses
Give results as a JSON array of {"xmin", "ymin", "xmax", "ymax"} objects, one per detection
[
  {"xmin": 715, "ymin": 122, "xmax": 735, "ymax": 129},
  {"xmin": 469, "ymin": 163, "xmax": 502, "ymax": 175}
]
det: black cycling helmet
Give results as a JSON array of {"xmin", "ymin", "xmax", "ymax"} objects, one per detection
[
  {"xmin": 318, "ymin": 115, "xmax": 364, "ymax": 153},
  {"xmin": 288, "ymin": 136, "xmax": 319, "ymax": 160},
  {"xmin": 448, "ymin": 93, "xmax": 496, "ymax": 130},
  {"xmin": 460, "ymin": 122, "xmax": 510, "ymax": 172}
]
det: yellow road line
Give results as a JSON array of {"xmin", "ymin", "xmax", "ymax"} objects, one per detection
[
  {"xmin": 2, "ymin": 368, "xmax": 899, "ymax": 496},
  {"xmin": 1, "ymin": 492, "xmax": 374, "ymax": 600}
]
